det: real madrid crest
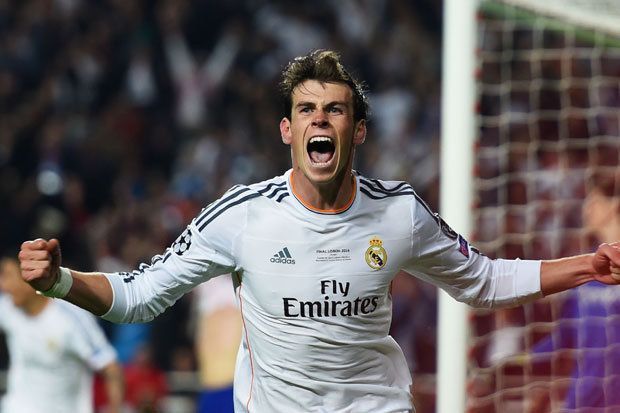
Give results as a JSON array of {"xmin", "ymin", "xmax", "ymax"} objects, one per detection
[{"xmin": 365, "ymin": 236, "xmax": 387, "ymax": 270}]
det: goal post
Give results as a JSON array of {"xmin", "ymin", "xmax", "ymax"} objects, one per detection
[
  {"xmin": 438, "ymin": 0, "xmax": 478, "ymax": 412},
  {"xmin": 439, "ymin": 0, "xmax": 620, "ymax": 412}
]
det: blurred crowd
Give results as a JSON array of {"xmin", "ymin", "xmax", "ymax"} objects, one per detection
[{"xmin": 0, "ymin": 0, "xmax": 443, "ymax": 411}]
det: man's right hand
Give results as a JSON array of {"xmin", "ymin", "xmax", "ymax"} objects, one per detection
[{"xmin": 18, "ymin": 238, "xmax": 62, "ymax": 292}]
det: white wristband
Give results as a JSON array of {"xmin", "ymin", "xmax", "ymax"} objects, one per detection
[{"xmin": 39, "ymin": 267, "xmax": 73, "ymax": 298}]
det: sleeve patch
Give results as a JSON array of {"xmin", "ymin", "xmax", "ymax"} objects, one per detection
[
  {"xmin": 458, "ymin": 234, "xmax": 470, "ymax": 258},
  {"xmin": 172, "ymin": 228, "xmax": 193, "ymax": 256}
]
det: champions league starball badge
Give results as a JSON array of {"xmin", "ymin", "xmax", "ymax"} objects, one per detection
[
  {"xmin": 365, "ymin": 236, "xmax": 387, "ymax": 270},
  {"xmin": 172, "ymin": 228, "xmax": 192, "ymax": 256}
]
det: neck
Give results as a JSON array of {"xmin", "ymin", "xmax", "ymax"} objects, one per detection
[
  {"xmin": 290, "ymin": 169, "xmax": 356, "ymax": 212},
  {"xmin": 23, "ymin": 295, "xmax": 50, "ymax": 316}
]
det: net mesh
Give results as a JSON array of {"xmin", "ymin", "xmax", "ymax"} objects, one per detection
[{"xmin": 467, "ymin": 1, "xmax": 620, "ymax": 411}]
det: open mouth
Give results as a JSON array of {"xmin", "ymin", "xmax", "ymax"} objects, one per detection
[{"xmin": 307, "ymin": 136, "xmax": 335, "ymax": 165}]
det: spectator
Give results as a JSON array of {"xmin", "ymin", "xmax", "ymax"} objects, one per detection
[
  {"xmin": 194, "ymin": 275, "xmax": 241, "ymax": 413},
  {"xmin": 123, "ymin": 344, "xmax": 168, "ymax": 413}
]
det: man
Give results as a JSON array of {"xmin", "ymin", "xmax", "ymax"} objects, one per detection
[
  {"xmin": 17, "ymin": 50, "xmax": 620, "ymax": 412},
  {"xmin": 526, "ymin": 169, "xmax": 620, "ymax": 411},
  {"xmin": 194, "ymin": 275, "xmax": 241, "ymax": 413},
  {"xmin": 0, "ymin": 255, "xmax": 124, "ymax": 413}
]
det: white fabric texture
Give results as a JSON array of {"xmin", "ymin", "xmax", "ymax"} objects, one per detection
[
  {"xmin": 103, "ymin": 170, "xmax": 541, "ymax": 413},
  {"xmin": 0, "ymin": 297, "xmax": 117, "ymax": 413}
]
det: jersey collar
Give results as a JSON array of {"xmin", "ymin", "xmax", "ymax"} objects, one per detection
[{"xmin": 287, "ymin": 169, "xmax": 357, "ymax": 215}]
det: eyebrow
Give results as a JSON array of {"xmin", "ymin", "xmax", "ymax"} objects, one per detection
[{"xmin": 294, "ymin": 101, "xmax": 348, "ymax": 109}]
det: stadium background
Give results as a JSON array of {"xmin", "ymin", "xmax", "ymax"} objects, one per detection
[{"xmin": 0, "ymin": 0, "xmax": 443, "ymax": 411}]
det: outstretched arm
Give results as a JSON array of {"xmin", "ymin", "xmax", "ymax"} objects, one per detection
[
  {"xmin": 18, "ymin": 238, "xmax": 113, "ymax": 316},
  {"xmin": 540, "ymin": 242, "xmax": 620, "ymax": 296}
]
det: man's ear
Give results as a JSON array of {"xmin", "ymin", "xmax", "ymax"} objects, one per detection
[
  {"xmin": 280, "ymin": 118, "xmax": 292, "ymax": 144},
  {"xmin": 353, "ymin": 119, "xmax": 366, "ymax": 145}
]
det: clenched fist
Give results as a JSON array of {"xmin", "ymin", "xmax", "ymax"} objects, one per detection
[
  {"xmin": 591, "ymin": 242, "xmax": 620, "ymax": 284},
  {"xmin": 18, "ymin": 238, "xmax": 62, "ymax": 292}
]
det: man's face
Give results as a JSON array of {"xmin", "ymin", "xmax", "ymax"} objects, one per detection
[
  {"xmin": 0, "ymin": 259, "xmax": 35, "ymax": 308},
  {"xmin": 280, "ymin": 80, "xmax": 366, "ymax": 184}
]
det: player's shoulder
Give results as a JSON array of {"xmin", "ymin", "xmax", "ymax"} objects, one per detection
[
  {"xmin": 357, "ymin": 172, "xmax": 416, "ymax": 201},
  {"xmin": 246, "ymin": 173, "xmax": 290, "ymax": 203},
  {"xmin": 356, "ymin": 172, "xmax": 438, "ymax": 221},
  {"xmin": 0, "ymin": 293, "xmax": 21, "ymax": 317},
  {"xmin": 217, "ymin": 173, "xmax": 289, "ymax": 205},
  {"xmin": 0, "ymin": 293, "xmax": 12, "ymax": 315},
  {"xmin": 193, "ymin": 174, "xmax": 290, "ymax": 231}
]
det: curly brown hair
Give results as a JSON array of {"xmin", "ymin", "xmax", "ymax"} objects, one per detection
[{"xmin": 279, "ymin": 50, "xmax": 369, "ymax": 122}]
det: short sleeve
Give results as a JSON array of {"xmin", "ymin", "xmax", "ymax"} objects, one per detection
[{"xmin": 59, "ymin": 302, "xmax": 117, "ymax": 370}]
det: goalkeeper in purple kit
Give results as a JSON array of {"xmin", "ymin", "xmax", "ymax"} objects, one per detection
[{"xmin": 528, "ymin": 170, "xmax": 620, "ymax": 411}]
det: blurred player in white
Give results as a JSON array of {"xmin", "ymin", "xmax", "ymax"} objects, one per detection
[
  {"xmin": 17, "ymin": 50, "xmax": 620, "ymax": 412},
  {"xmin": 194, "ymin": 275, "xmax": 241, "ymax": 413},
  {"xmin": 0, "ymin": 255, "xmax": 124, "ymax": 413}
]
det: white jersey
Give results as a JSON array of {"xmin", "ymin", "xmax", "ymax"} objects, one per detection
[
  {"xmin": 103, "ymin": 170, "xmax": 541, "ymax": 413},
  {"xmin": 0, "ymin": 296, "xmax": 117, "ymax": 413}
]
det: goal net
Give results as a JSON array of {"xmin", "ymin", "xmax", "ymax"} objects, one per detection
[{"xmin": 467, "ymin": 1, "xmax": 620, "ymax": 411}]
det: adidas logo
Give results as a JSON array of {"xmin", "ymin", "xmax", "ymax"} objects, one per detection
[{"xmin": 270, "ymin": 247, "xmax": 296, "ymax": 264}]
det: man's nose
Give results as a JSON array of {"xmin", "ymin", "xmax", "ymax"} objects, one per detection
[{"xmin": 311, "ymin": 111, "xmax": 329, "ymax": 128}]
